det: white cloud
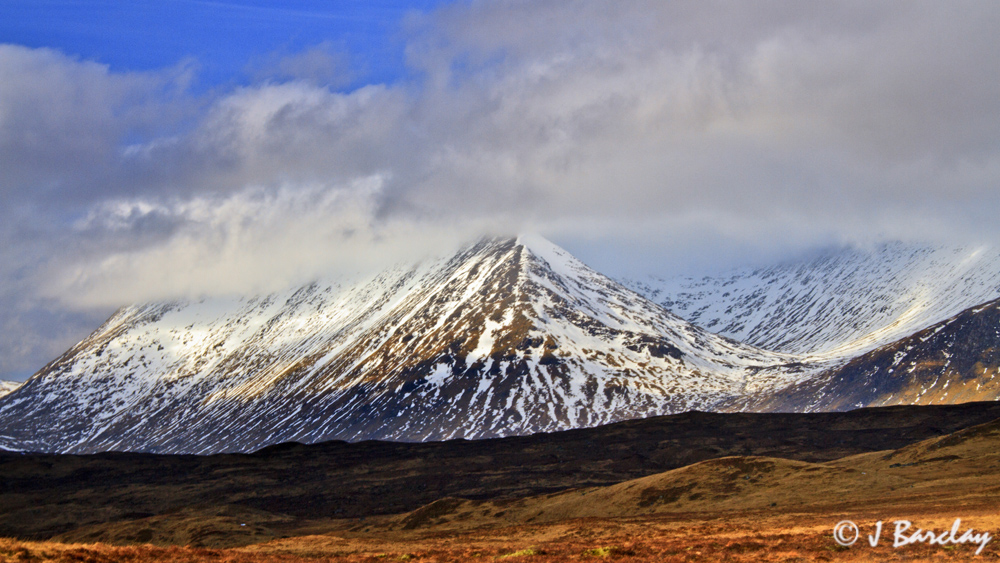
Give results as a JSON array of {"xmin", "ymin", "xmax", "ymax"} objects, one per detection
[
  {"xmin": 43, "ymin": 176, "xmax": 469, "ymax": 306},
  {"xmin": 247, "ymin": 41, "xmax": 355, "ymax": 88},
  {"xmin": 0, "ymin": 44, "xmax": 193, "ymax": 206},
  {"xmin": 3, "ymin": 1, "xmax": 1000, "ymax": 377}
]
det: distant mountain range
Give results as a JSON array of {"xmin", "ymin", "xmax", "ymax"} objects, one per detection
[
  {"xmin": 622, "ymin": 243, "xmax": 1000, "ymax": 358},
  {"xmin": 728, "ymin": 297, "xmax": 1000, "ymax": 412},
  {"xmin": 0, "ymin": 381, "xmax": 19, "ymax": 400},
  {"xmin": 2, "ymin": 237, "xmax": 999, "ymax": 454}
]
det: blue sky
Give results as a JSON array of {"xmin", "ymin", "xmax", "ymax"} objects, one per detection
[
  {"xmin": 0, "ymin": 0, "xmax": 445, "ymax": 89},
  {"xmin": 2, "ymin": 2, "xmax": 1000, "ymax": 381},
  {"xmin": 0, "ymin": 0, "xmax": 451, "ymax": 381}
]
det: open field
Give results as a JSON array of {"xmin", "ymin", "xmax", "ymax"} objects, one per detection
[
  {"xmin": 5, "ymin": 402, "xmax": 1000, "ymax": 546},
  {"xmin": 3, "ymin": 507, "xmax": 999, "ymax": 562},
  {"xmin": 3, "ymin": 403, "xmax": 1000, "ymax": 561}
]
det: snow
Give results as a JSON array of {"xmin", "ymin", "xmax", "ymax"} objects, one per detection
[
  {"xmin": 6, "ymin": 236, "xmax": 995, "ymax": 455},
  {"xmin": 0, "ymin": 381, "xmax": 20, "ymax": 399},
  {"xmin": 470, "ymin": 314, "xmax": 507, "ymax": 363},
  {"xmin": 623, "ymin": 242, "xmax": 1000, "ymax": 362},
  {"xmin": 0, "ymin": 236, "xmax": 819, "ymax": 453},
  {"xmin": 424, "ymin": 362, "xmax": 452, "ymax": 388}
]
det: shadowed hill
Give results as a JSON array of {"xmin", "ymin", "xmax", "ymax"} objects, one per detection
[
  {"xmin": 384, "ymin": 414, "xmax": 1000, "ymax": 533},
  {"xmin": 3, "ymin": 401, "xmax": 1000, "ymax": 547}
]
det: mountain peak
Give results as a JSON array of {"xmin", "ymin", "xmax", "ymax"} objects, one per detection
[{"xmin": 0, "ymin": 236, "xmax": 802, "ymax": 454}]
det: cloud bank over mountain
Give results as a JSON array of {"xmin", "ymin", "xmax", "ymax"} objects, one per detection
[{"xmin": 2, "ymin": 1, "xmax": 1000, "ymax": 379}]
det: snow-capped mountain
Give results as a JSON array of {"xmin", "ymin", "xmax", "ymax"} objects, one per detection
[
  {"xmin": 0, "ymin": 236, "xmax": 808, "ymax": 454},
  {"xmin": 623, "ymin": 243, "xmax": 1000, "ymax": 360},
  {"xmin": 725, "ymin": 297, "xmax": 1000, "ymax": 412},
  {"xmin": 0, "ymin": 381, "xmax": 22, "ymax": 450},
  {"xmin": 0, "ymin": 381, "xmax": 19, "ymax": 399}
]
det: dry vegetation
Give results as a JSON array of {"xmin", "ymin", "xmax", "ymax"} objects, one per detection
[
  {"xmin": 4, "ymin": 416, "xmax": 1000, "ymax": 561},
  {"xmin": 9, "ymin": 403, "xmax": 1000, "ymax": 550},
  {"xmin": 3, "ymin": 508, "xmax": 999, "ymax": 562}
]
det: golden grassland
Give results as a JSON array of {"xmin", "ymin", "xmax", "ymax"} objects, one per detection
[
  {"xmin": 3, "ymin": 507, "xmax": 1000, "ymax": 562},
  {"xmin": 4, "ymin": 418, "xmax": 1000, "ymax": 562}
]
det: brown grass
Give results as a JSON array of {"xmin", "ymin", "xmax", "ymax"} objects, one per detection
[
  {"xmin": 5, "ymin": 418, "xmax": 1000, "ymax": 562},
  {"xmin": 4, "ymin": 506, "xmax": 998, "ymax": 562}
]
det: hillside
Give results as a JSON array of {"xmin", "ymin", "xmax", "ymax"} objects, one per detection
[
  {"xmin": 623, "ymin": 243, "xmax": 1000, "ymax": 359},
  {"xmin": 0, "ymin": 236, "xmax": 805, "ymax": 454},
  {"xmin": 2, "ymin": 401, "xmax": 999, "ymax": 547},
  {"xmin": 729, "ymin": 297, "xmax": 1000, "ymax": 412}
]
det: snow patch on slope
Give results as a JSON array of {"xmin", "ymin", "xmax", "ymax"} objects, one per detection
[
  {"xmin": 0, "ymin": 381, "xmax": 20, "ymax": 399},
  {"xmin": 0, "ymin": 236, "xmax": 816, "ymax": 454},
  {"xmin": 623, "ymin": 243, "xmax": 1000, "ymax": 361}
]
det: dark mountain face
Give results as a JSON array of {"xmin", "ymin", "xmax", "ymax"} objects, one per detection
[
  {"xmin": 729, "ymin": 298, "xmax": 1000, "ymax": 412},
  {"xmin": 0, "ymin": 237, "xmax": 799, "ymax": 454}
]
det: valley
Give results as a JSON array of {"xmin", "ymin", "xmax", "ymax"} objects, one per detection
[
  {"xmin": 1, "ymin": 401, "xmax": 999, "ymax": 547},
  {"xmin": 3, "ymin": 401, "xmax": 1000, "ymax": 561}
]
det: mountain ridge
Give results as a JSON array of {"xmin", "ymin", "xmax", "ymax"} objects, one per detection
[
  {"xmin": 5, "ymin": 236, "xmax": 1000, "ymax": 455},
  {"xmin": 622, "ymin": 242, "xmax": 1000, "ymax": 360},
  {"xmin": 0, "ymin": 236, "xmax": 808, "ymax": 454},
  {"xmin": 724, "ymin": 296, "xmax": 1000, "ymax": 412}
]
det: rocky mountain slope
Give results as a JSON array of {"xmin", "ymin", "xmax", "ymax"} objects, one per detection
[
  {"xmin": 623, "ymin": 243, "xmax": 1000, "ymax": 359},
  {"xmin": 727, "ymin": 297, "xmax": 1000, "ymax": 412},
  {"xmin": 6, "ymin": 237, "xmax": 1000, "ymax": 455},
  {"xmin": 0, "ymin": 236, "xmax": 807, "ymax": 454}
]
